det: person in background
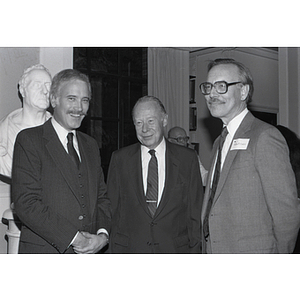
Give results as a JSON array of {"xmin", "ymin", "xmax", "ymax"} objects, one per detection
[
  {"xmin": 276, "ymin": 125, "xmax": 300, "ymax": 253},
  {"xmin": 12, "ymin": 69, "xmax": 111, "ymax": 254},
  {"xmin": 168, "ymin": 126, "xmax": 208, "ymax": 186},
  {"xmin": 0, "ymin": 64, "xmax": 52, "ymax": 180},
  {"xmin": 107, "ymin": 96, "xmax": 203, "ymax": 253},
  {"xmin": 200, "ymin": 58, "xmax": 300, "ymax": 253}
]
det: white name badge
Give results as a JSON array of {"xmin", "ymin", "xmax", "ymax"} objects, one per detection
[{"xmin": 230, "ymin": 138, "xmax": 250, "ymax": 150}]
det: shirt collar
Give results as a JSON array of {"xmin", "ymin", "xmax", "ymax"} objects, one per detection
[
  {"xmin": 226, "ymin": 108, "xmax": 249, "ymax": 137},
  {"xmin": 51, "ymin": 117, "xmax": 77, "ymax": 144},
  {"xmin": 141, "ymin": 137, "xmax": 166, "ymax": 158}
]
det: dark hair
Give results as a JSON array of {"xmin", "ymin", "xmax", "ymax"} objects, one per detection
[
  {"xmin": 208, "ymin": 58, "xmax": 254, "ymax": 104},
  {"xmin": 132, "ymin": 95, "xmax": 167, "ymax": 118},
  {"xmin": 50, "ymin": 69, "xmax": 91, "ymax": 99}
]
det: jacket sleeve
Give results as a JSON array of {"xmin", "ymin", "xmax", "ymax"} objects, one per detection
[
  {"xmin": 94, "ymin": 140, "xmax": 111, "ymax": 234},
  {"xmin": 106, "ymin": 151, "xmax": 120, "ymax": 217},
  {"xmin": 188, "ymin": 151, "xmax": 204, "ymax": 253},
  {"xmin": 255, "ymin": 127, "xmax": 300, "ymax": 253}
]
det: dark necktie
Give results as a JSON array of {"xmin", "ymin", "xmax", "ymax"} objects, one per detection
[
  {"xmin": 203, "ymin": 126, "xmax": 228, "ymax": 241},
  {"xmin": 67, "ymin": 132, "xmax": 80, "ymax": 169},
  {"xmin": 146, "ymin": 149, "xmax": 158, "ymax": 217}
]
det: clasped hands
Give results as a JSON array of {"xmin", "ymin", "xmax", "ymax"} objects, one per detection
[{"xmin": 72, "ymin": 231, "xmax": 108, "ymax": 254}]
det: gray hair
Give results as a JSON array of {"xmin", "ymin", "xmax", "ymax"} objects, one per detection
[
  {"xmin": 132, "ymin": 95, "xmax": 167, "ymax": 119},
  {"xmin": 207, "ymin": 58, "xmax": 254, "ymax": 104},
  {"xmin": 50, "ymin": 69, "xmax": 91, "ymax": 99}
]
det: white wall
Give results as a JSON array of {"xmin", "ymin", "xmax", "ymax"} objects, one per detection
[
  {"xmin": 0, "ymin": 48, "xmax": 40, "ymax": 120},
  {"xmin": 40, "ymin": 47, "xmax": 73, "ymax": 79}
]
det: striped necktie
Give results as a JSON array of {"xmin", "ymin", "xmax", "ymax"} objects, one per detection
[{"xmin": 146, "ymin": 149, "xmax": 158, "ymax": 217}]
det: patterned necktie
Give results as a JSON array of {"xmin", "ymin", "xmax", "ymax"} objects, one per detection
[
  {"xmin": 203, "ymin": 126, "xmax": 228, "ymax": 241},
  {"xmin": 146, "ymin": 149, "xmax": 158, "ymax": 217},
  {"xmin": 67, "ymin": 132, "xmax": 80, "ymax": 169}
]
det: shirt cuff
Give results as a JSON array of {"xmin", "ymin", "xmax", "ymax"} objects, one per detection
[
  {"xmin": 69, "ymin": 231, "xmax": 79, "ymax": 247},
  {"xmin": 97, "ymin": 228, "xmax": 109, "ymax": 237}
]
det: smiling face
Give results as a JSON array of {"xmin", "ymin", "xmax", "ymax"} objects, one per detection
[
  {"xmin": 133, "ymin": 100, "xmax": 168, "ymax": 149},
  {"xmin": 205, "ymin": 64, "xmax": 249, "ymax": 125},
  {"xmin": 51, "ymin": 79, "xmax": 90, "ymax": 131},
  {"xmin": 23, "ymin": 69, "xmax": 52, "ymax": 110}
]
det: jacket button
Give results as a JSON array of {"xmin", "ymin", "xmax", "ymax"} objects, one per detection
[{"xmin": 78, "ymin": 215, "xmax": 83, "ymax": 220}]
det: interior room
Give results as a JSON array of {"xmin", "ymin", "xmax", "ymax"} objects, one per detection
[{"xmin": 0, "ymin": 46, "xmax": 300, "ymax": 254}]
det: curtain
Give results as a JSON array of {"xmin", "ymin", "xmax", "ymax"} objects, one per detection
[{"xmin": 148, "ymin": 47, "xmax": 190, "ymax": 136}]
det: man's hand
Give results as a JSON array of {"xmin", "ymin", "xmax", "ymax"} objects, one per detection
[{"xmin": 72, "ymin": 231, "xmax": 108, "ymax": 254}]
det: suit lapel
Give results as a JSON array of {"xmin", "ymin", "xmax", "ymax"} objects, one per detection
[
  {"xmin": 43, "ymin": 119, "xmax": 81, "ymax": 203},
  {"xmin": 201, "ymin": 141, "xmax": 218, "ymax": 221},
  {"xmin": 155, "ymin": 141, "xmax": 179, "ymax": 217},
  {"xmin": 128, "ymin": 144, "xmax": 151, "ymax": 215},
  {"xmin": 212, "ymin": 112, "xmax": 255, "ymax": 205}
]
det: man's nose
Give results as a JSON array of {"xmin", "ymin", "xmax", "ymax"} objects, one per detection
[
  {"xmin": 74, "ymin": 100, "xmax": 83, "ymax": 112},
  {"xmin": 142, "ymin": 123, "xmax": 148, "ymax": 132},
  {"xmin": 209, "ymin": 85, "xmax": 218, "ymax": 97}
]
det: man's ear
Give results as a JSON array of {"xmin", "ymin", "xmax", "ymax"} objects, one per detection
[
  {"xmin": 241, "ymin": 84, "xmax": 250, "ymax": 101},
  {"xmin": 50, "ymin": 96, "xmax": 57, "ymax": 108},
  {"xmin": 163, "ymin": 114, "xmax": 168, "ymax": 127}
]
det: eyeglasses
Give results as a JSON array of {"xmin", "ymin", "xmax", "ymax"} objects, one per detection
[
  {"xmin": 168, "ymin": 136, "xmax": 189, "ymax": 143},
  {"xmin": 199, "ymin": 81, "xmax": 242, "ymax": 95}
]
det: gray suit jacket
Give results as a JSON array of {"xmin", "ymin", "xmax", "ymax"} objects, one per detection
[
  {"xmin": 12, "ymin": 119, "xmax": 111, "ymax": 253},
  {"xmin": 201, "ymin": 112, "xmax": 300, "ymax": 253}
]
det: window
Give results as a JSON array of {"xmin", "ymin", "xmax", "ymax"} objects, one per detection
[{"xmin": 74, "ymin": 47, "xmax": 148, "ymax": 178}]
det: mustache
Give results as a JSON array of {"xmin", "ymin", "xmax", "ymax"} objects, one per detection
[
  {"xmin": 208, "ymin": 97, "xmax": 224, "ymax": 104},
  {"xmin": 68, "ymin": 111, "xmax": 87, "ymax": 116}
]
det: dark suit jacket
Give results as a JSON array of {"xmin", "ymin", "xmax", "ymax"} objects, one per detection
[
  {"xmin": 107, "ymin": 140, "xmax": 203, "ymax": 253},
  {"xmin": 201, "ymin": 112, "xmax": 300, "ymax": 253},
  {"xmin": 11, "ymin": 119, "xmax": 111, "ymax": 254}
]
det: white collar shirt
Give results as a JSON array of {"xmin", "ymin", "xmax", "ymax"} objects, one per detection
[
  {"xmin": 209, "ymin": 108, "xmax": 249, "ymax": 189},
  {"xmin": 141, "ymin": 138, "xmax": 166, "ymax": 205},
  {"xmin": 51, "ymin": 117, "xmax": 81, "ymax": 161},
  {"xmin": 221, "ymin": 108, "xmax": 249, "ymax": 168}
]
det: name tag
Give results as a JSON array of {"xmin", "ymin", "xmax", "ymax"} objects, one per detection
[{"xmin": 230, "ymin": 138, "xmax": 250, "ymax": 150}]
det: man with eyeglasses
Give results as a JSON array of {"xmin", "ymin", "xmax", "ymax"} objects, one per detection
[
  {"xmin": 168, "ymin": 126, "xmax": 207, "ymax": 186},
  {"xmin": 200, "ymin": 58, "xmax": 300, "ymax": 253}
]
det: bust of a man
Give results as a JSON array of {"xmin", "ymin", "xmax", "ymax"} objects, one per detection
[{"xmin": 0, "ymin": 64, "xmax": 52, "ymax": 177}]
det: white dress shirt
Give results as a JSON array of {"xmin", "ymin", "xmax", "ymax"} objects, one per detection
[
  {"xmin": 221, "ymin": 108, "xmax": 249, "ymax": 168},
  {"xmin": 141, "ymin": 138, "xmax": 166, "ymax": 205},
  {"xmin": 209, "ymin": 108, "xmax": 249, "ymax": 188},
  {"xmin": 51, "ymin": 117, "xmax": 81, "ymax": 160}
]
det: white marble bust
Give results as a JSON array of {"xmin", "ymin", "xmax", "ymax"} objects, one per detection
[{"xmin": 0, "ymin": 64, "xmax": 52, "ymax": 177}]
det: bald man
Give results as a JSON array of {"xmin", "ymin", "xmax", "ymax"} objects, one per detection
[{"xmin": 168, "ymin": 126, "xmax": 207, "ymax": 186}]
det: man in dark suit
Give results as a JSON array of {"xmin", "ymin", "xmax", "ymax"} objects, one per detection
[
  {"xmin": 107, "ymin": 96, "xmax": 203, "ymax": 253},
  {"xmin": 12, "ymin": 69, "xmax": 111, "ymax": 254},
  {"xmin": 200, "ymin": 58, "xmax": 300, "ymax": 253}
]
